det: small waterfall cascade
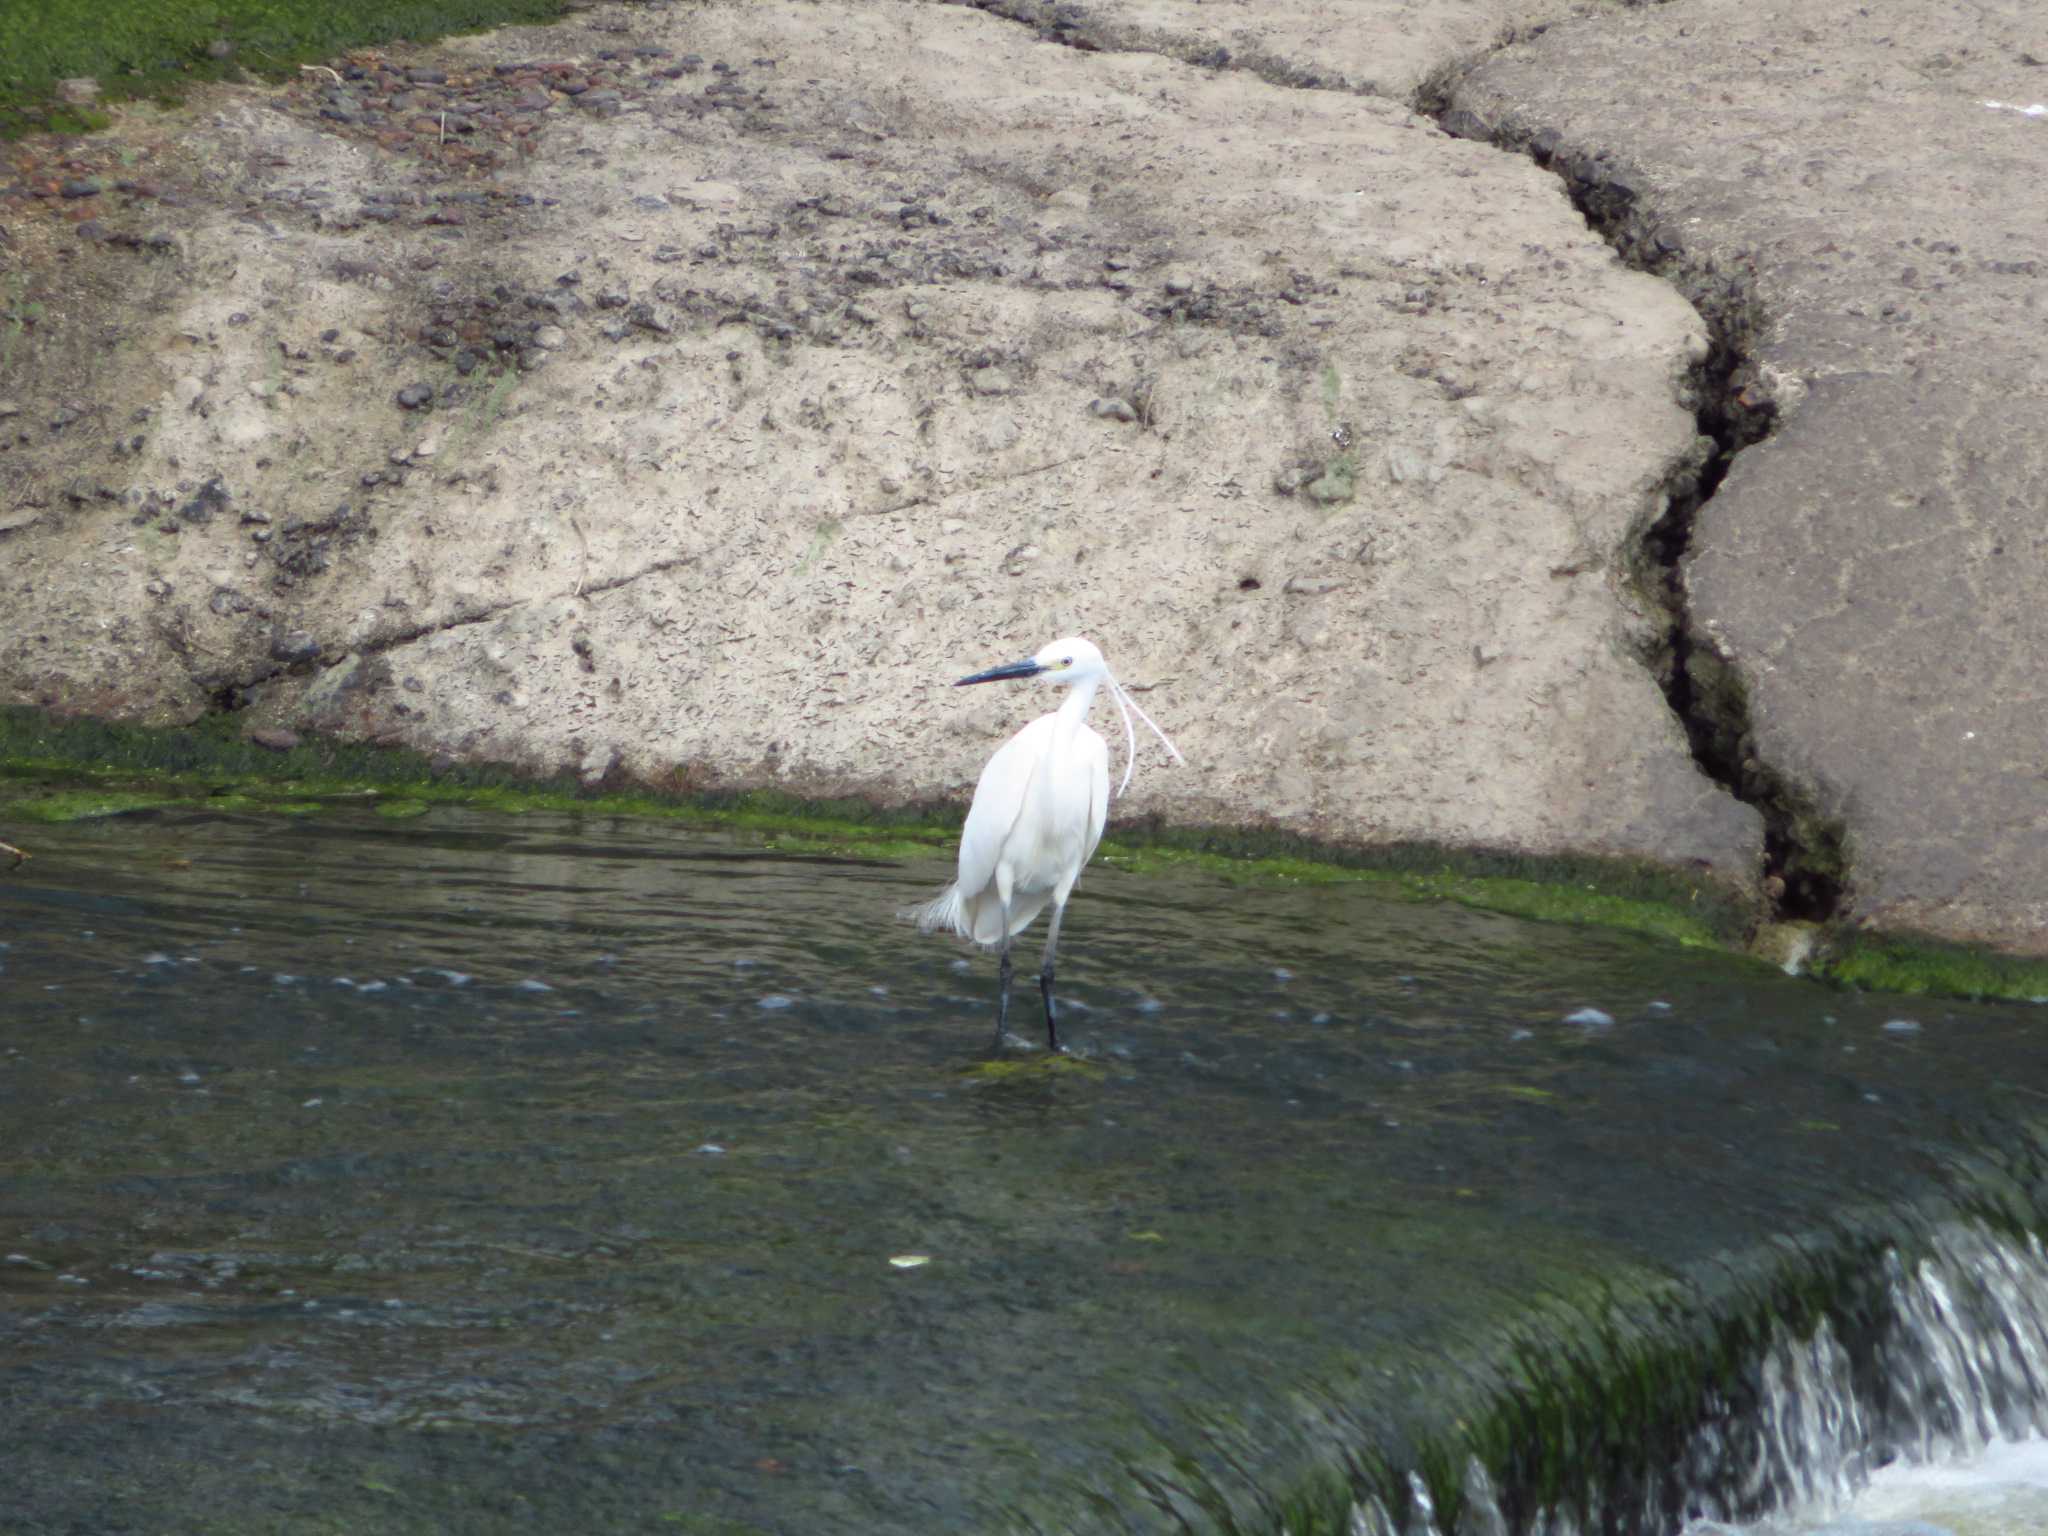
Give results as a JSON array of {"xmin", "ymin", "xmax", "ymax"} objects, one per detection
[{"xmin": 1345, "ymin": 1223, "xmax": 2048, "ymax": 1536}]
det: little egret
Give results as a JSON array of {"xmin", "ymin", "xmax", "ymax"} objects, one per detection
[{"xmin": 907, "ymin": 636, "xmax": 1182, "ymax": 1051}]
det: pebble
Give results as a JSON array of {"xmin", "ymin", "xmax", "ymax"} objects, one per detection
[
  {"xmin": 1090, "ymin": 397, "xmax": 1137, "ymax": 421},
  {"xmin": 269, "ymin": 630, "xmax": 321, "ymax": 664},
  {"xmin": 1386, "ymin": 445, "xmax": 1424, "ymax": 483},
  {"xmin": 395, "ymin": 382, "xmax": 433, "ymax": 409},
  {"xmin": 247, "ymin": 726, "xmax": 300, "ymax": 752},
  {"xmin": 969, "ymin": 366, "xmax": 1014, "ymax": 395},
  {"xmin": 532, "ymin": 324, "xmax": 567, "ymax": 349},
  {"xmin": 59, "ymin": 179, "xmax": 100, "ymax": 199},
  {"xmin": 627, "ymin": 303, "xmax": 672, "ymax": 336}
]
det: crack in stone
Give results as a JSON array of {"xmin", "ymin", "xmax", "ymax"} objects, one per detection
[
  {"xmin": 1418, "ymin": 88, "xmax": 1848, "ymax": 925},
  {"xmin": 848, "ymin": 452, "xmax": 1095, "ymax": 519},
  {"xmin": 950, "ymin": 0, "xmax": 1839, "ymax": 923},
  {"xmin": 208, "ymin": 554, "xmax": 694, "ymax": 706},
  {"xmin": 945, "ymin": 0, "xmax": 1378, "ymax": 95}
]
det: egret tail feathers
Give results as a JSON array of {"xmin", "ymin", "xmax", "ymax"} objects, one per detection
[
  {"xmin": 902, "ymin": 884, "xmax": 1051, "ymax": 945},
  {"xmin": 903, "ymin": 884, "xmax": 972, "ymax": 940}
]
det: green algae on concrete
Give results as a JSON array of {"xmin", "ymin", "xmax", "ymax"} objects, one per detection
[
  {"xmin": 1817, "ymin": 929, "xmax": 2048, "ymax": 1007},
  {"xmin": 1095, "ymin": 832, "xmax": 1749, "ymax": 953},
  {"xmin": 0, "ymin": 703, "xmax": 1752, "ymax": 955},
  {"xmin": 5, "ymin": 787, "xmax": 192, "ymax": 823},
  {"xmin": 8, "ymin": 699, "xmax": 2047, "ymax": 1005}
]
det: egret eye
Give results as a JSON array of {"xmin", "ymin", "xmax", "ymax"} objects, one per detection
[{"xmin": 1061, "ymin": 656, "xmax": 1073, "ymax": 668}]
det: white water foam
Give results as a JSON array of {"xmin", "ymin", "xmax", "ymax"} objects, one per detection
[{"xmin": 1346, "ymin": 1225, "xmax": 2048, "ymax": 1536}]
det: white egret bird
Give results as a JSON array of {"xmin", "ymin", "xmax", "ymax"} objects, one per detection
[{"xmin": 908, "ymin": 636, "xmax": 1182, "ymax": 1051}]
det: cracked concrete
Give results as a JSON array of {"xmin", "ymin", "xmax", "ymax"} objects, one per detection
[
  {"xmin": 2, "ymin": 0, "xmax": 1783, "ymax": 899},
  {"xmin": 946, "ymin": 0, "xmax": 1608, "ymax": 100},
  {"xmin": 1451, "ymin": 0, "xmax": 2048, "ymax": 949}
]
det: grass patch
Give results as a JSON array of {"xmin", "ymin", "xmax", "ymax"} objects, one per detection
[
  {"xmin": 1817, "ymin": 930, "xmax": 2048, "ymax": 1005},
  {"xmin": 438, "ymin": 365, "xmax": 521, "ymax": 463},
  {"xmin": 0, "ymin": 0, "xmax": 572, "ymax": 137}
]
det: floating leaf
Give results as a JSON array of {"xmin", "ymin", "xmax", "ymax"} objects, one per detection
[{"xmin": 888, "ymin": 1254, "xmax": 930, "ymax": 1269}]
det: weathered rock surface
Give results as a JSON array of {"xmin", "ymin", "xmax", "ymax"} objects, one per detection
[
  {"xmin": 1454, "ymin": 0, "xmax": 2048, "ymax": 948},
  {"xmin": 0, "ymin": 0, "xmax": 1759, "ymax": 887}
]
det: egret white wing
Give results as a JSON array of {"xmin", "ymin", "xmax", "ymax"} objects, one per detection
[{"xmin": 956, "ymin": 714, "xmax": 1054, "ymax": 900}]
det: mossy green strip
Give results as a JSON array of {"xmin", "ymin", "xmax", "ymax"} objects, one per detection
[
  {"xmin": 0, "ymin": 704, "xmax": 1754, "ymax": 953},
  {"xmin": 1817, "ymin": 930, "xmax": 2048, "ymax": 1006},
  {"xmin": 6, "ymin": 788, "xmax": 190, "ymax": 823},
  {"xmin": 1094, "ymin": 831, "xmax": 1747, "ymax": 951},
  {"xmin": 0, "ymin": 0, "xmax": 571, "ymax": 138}
]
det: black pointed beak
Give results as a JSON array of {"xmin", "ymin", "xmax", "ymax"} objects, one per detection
[{"xmin": 954, "ymin": 658, "xmax": 1045, "ymax": 687}]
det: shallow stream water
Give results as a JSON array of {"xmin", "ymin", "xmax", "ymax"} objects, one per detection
[{"xmin": 5, "ymin": 806, "xmax": 2048, "ymax": 1533}]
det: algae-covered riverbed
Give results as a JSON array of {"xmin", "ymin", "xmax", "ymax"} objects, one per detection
[{"xmin": 4, "ymin": 805, "xmax": 2048, "ymax": 1533}]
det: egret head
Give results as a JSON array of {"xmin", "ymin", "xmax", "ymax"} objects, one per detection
[
  {"xmin": 953, "ymin": 635, "xmax": 1105, "ymax": 689},
  {"xmin": 953, "ymin": 635, "xmax": 1182, "ymax": 798}
]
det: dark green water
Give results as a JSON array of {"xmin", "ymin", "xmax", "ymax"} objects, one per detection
[{"xmin": 3, "ymin": 808, "xmax": 2045, "ymax": 1534}]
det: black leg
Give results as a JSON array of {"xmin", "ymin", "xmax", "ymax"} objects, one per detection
[
  {"xmin": 1039, "ymin": 903, "xmax": 1067, "ymax": 1053},
  {"xmin": 992, "ymin": 933, "xmax": 1012, "ymax": 1051}
]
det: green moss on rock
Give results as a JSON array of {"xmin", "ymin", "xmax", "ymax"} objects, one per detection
[{"xmin": 1819, "ymin": 930, "xmax": 2048, "ymax": 1005}]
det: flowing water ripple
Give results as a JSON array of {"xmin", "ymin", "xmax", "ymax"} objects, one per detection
[{"xmin": 4, "ymin": 807, "xmax": 2048, "ymax": 1534}]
